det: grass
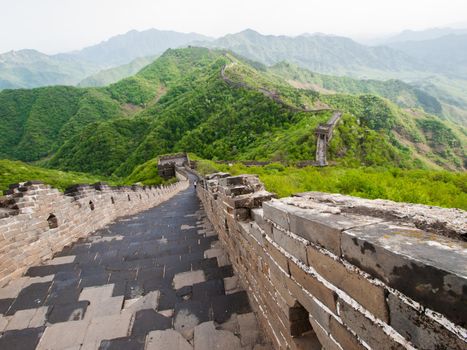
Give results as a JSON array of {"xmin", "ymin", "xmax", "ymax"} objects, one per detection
[
  {"xmin": 194, "ymin": 159, "xmax": 467, "ymax": 210},
  {"xmin": 0, "ymin": 157, "xmax": 175, "ymax": 195},
  {"xmin": 0, "ymin": 159, "xmax": 116, "ymax": 194}
]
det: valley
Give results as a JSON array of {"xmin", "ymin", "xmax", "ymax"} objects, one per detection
[{"xmin": 0, "ymin": 47, "xmax": 465, "ymax": 210}]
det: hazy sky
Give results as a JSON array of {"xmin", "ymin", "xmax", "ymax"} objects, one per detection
[{"xmin": 1, "ymin": 0, "xmax": 466, "ymax": 54}]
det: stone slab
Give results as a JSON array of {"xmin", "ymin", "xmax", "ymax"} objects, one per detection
[
  {"xmin": 173, "ymin": 270, "xmax": 206, "ymax": 290},
  {"xmin": 37, "ymin": 320, "xmax": 89, "ymax": 350},
  {"xmin": 146, "ymin": 329, "xmax": 193, "ymax": 350},
  {"xmin": 342, "ymin": 222, "xmax": 467, "ymax": 327},
  {"xmin": 193, "ymin": 321, "xmax": 242, "ymax": 350}
]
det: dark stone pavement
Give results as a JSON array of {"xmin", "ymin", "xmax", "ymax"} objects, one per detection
[{"xmin": 0, "ymin": 180, "xmax": 262, "ymax": 349}]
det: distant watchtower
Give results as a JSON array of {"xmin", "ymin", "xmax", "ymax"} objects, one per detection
[
  {"xmin": 315, "ymin": 125, "xmax": 331, "ymax": 166},
  {"xmin": 314, "ymin": 111, "xmax": 343, "ymax": 167},
  {"xmin": 157, "ymin": 153, "xmax": 190, "ymax": 179}
]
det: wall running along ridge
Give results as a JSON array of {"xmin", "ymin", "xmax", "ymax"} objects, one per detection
[
  {"xmin": 196, "ymin": 172, "xmax": 467, "ymax": 350},
  {"xmin": 0, "ymin": 172, "xmax": 189, "ymax": 284}
]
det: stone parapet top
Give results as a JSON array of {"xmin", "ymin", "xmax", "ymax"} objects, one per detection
[
  {"xmin": 263, "ymin": 195, "xmax": 467, "ymax": 329},
  {"xmin": 291, "ymin": 191, "xmax": 466, "ymax": 240}
]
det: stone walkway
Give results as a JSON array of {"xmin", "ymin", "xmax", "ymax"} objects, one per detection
[{"xmin": 0, "ymin": 182, "xmax": 269, "ymax": 349}]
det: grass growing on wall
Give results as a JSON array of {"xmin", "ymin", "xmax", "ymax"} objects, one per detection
[
  {"xmin": 0, "ymin": 159, "xmax": 116, "ymax": 194},
  {"xmin": 194, "ymin": 159, "xmax": 467, "ymax": 210},
  {"xmin": 0, "ymin": 157, "xmax": 177, "ymax": 195}
]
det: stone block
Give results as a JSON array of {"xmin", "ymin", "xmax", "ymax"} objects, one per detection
[
  {"xmin": 82, "ymin": 311, "xmax": 132, "ymax": 348},
  {"xmin": 37, "ymin": 319, "xmax": 89, "ymax": 350},
  {"xmin": 288, "ymin": 210, "xmax": 344, "ymax": 256},
  {"xmin": 387, "ymin": 293, "xmax": 466, "ymax": 350},
  {"xmin": 308, "ymin": 316, "xmax": 341, "ymax": 350},
  {"xmin": 264, "ymin": 240, "xmax": 289, "ymax": 274},
  {"xmin": 284, "ymin": 277, "xmax": 332, "ymax": 331},
  {"xmin": 289, "ymin": 260, "xmax": 337, "ymax": 313},
  {"xmin": 337, "ymin": 299, "xmax": 405, "ymax": 350},
  {"xmin": 263, "ymin": 201, "xmax": 290, "ymax": 231},
  {"xmin": 249, "ymin": 221, "xmax": 265, "ymax": 245},
  {"xmin": 173, "ymin": 270, "xmax": 206, "ymax": 290},
  {"xmin": 329, "ymin": 317, "xmax": 365, "ymax": 350},
  {"xmin": 273, "ymin": 226, "xmax": 308, "ymax": 264},
  {"xmin": 307, "ymin": 245, "xmax": 388, "ymax": 322},
  {"xmin": 238, "ymin": 312, "xmax": 260, "ymax": 346},
  {"xmin": 194, "ymin": 321, "xmax": 242, "ymax": 350},
  {"xmin": 146, "ymin": 329, "xmax": 193, "ymax": 350},
  {"xmin": 342, "ymin": 222, "xmax": 467, "ymax": 327}
]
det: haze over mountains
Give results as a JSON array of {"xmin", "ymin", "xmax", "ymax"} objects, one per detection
[
  {"xmin": 2, "ymin": 27, "xmax": 466, "ymax": 88},
  {"xmin": 0, "ymin": 29, "xmax": 211, "ymax": 89},
  {"xmin": 1, "ymin": 48, "xmax": 464, "ymax": 178},
  {"xmin": 1, "ymin": 26, "xmax": 467, "ymax": 127}
]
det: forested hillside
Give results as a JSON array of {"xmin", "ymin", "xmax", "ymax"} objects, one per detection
[{"xmin": 1, "ymin": 47, "xmax": 465, "ymax": 180}]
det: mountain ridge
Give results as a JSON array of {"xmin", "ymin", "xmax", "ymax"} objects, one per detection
[{"xmin": 0, "ymin": 29, "xmax": 212, "ymax": 89}]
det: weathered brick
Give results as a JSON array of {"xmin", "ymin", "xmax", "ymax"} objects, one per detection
[
  {"xmin": 0, "ymin": 178, "xmax": 188, "ymax": 284},
  {"xmin": 387, "ymin": 293, "xmax": 466, "ymax": 350},
  {"xmin": 329, "ymin": 317, "xmax": 365, "ymax": 350},
  {"xmin": 307, "ymin": 245, "xmax": 388, "ymax": 322},
  {"xmin": 288, "ymin": 210, "xmax": 343, "ymax": 255},
  {"xmin": 342, "ymin": 222, "xmax": 467, "ymax": 327},
  {"xmin": 289, "ymin": 260, "xmax": 337, "ymax": 313},
  {"xmin": 264, "ymin": 240, "xmax": 290, "ymax": 274},
  {"xmin": 263, "ymin": 201, "xmax": 290, "ymax": 231},
  {"xmin": 337, "ymin": 299, "xmax": 405, "ymax": 350},
  {"xmin": 308, "ymin": 316, "xmax": 341, "ymax": 350},
  {"xmin": 284, "ymin": 277, "xmax": 332, "ymax": 331},
  {"xmin": 273, "ymin": 227, "xmax": 308, "ymax": 264}
]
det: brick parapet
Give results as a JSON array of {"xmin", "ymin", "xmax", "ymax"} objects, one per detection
[
  {"xmin": 196, "ymin": 173, "xmax": 467, "ymax": 350},
  {"xmin": 0, "ymin": 176, "xmax": 189, "ymax": 284}
]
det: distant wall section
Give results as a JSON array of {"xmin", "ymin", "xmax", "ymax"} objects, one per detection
[
  {"xmin": 0, "ymin": 173, "xmax": 188, "ymax": 284},
  {"xmin": 196, "ymin": 172, "xmax": 466, "ymax": 350}
]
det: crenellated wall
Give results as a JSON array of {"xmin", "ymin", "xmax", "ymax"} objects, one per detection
[
  {"xmin": 0, "ymin": 174, "xmax": 189, "ymax": 284},
  {"xmin": 196, "ymin": 172, "xmax": 467, "ymax": 350}
]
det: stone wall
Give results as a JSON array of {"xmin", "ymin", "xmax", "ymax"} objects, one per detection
[
  {"xmin": 196, "ymin": 172, "xmax": 467, "ymax": 350},
  {"xmin": 0, "ymin": 175, "xmax": 189, "ymax": 285}
]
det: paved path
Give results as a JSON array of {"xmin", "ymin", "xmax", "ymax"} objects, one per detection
[{"xmin": 0, "ymin": 182, "xmax": 268, "ymax": 349}]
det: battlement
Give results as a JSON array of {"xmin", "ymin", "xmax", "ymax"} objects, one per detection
[
  {"xmin": 157, "ymin": 153, "xmax": 190, "ymax": 179},
  {"xmin": 196, "ymin": 173, "xmax": 467, "ymax": 349},
  {"xmin": 0, "ymin": 175, "xmax": 189, "ymax": 284}
]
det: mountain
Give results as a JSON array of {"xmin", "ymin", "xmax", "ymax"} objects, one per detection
[
  {"xmin": 387, "ymin": 34, "xmax": 467, "ymax": 79},
  {"xmin": 62, "ymin": 29, "xmax": 213, "ymax": 67},
  {"xmin": 1, "ymin": 48, "xmax": 464, "ymax": 179},
  {"xmin": 0, "ymin": 49, "xmax": 98, "ymax": 89},
  {"xmin": 194, "ymin": 30, "xmax": 467, "ymax": 125},
  {"xmin": 268, "ymin": 61, "xmax": 467, "ymax": 126},
  {"xmin": 365, "ymin": 27, "xmax": 467, "ymax": 45},
  {"xmin": 0, "ymin": 86, "xmax": 128, "ymax": 161},
  {"xmin": 49, "ymin": 48, "xmax": 466, "ymax": 174},
  {"xmin": 195, "ymin": 29, "xmax": 426, "ymax": 78},
  {"xmin": 0, "ymin": 29, "xmax": 212, "ymax": 89},
  {"xmin": 78, "ymin": 55, "xmax": 157, "ymax": 87}
]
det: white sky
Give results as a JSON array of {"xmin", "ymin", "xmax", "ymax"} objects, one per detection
[{"xmin": 1, "ymin": 0, "xmax": 466, "ymax": 54}]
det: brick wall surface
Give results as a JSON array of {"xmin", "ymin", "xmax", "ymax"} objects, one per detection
[
  {"xmin": 0, "ymin": 174, "xmax": 189, "ymax": 285},
  {"xmin": 196, "ymin": 172, "xmax": 467, "ymax": 350}
]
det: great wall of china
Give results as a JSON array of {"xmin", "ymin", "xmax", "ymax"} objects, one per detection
[
  {"xmin": 0, "ymin": 161, "xmax": 465, "ymax": 349},
  {"xmin": 196, "ymin": 171, "xmax": 466, "ymax": 350},
  {"xmin": 0, "ymin": 173, "xmax": 189, "ymax": 284},
  {"xmin": 221, "ymin": 61, "xmax": 343, "ymax": 166}
]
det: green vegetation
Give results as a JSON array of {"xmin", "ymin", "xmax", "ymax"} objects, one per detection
[
  {"xmin": 0, "ymin": 157, "xmax": 171, "ymax": 195},
  {"xmin": 0, "ymin": 86, "xmax": 127, "ymax": 162},
  {"xmin": 40, "ymin": 48, "xmax": 464, "ymax": 178},
  {"xmin": 270, "ymin": 62, "xmax": 442, "ymax": 114},
  {"xmin": 0, "ymin": 44, "xmax": 466, "ymax": 215},
  {"xmin": 125, "ymin": 157, "xmax": 173, "ymax": 186},
  {"xmin": 78, "ymin": 56, "xmax": 157, "ymax": 87},
  {"xmin": 0, "ymin": 159, "xmax": 114, "ymax": 193},
  {"xmin": 195, "ymin": 159, "xmax": 467, "ymax": 210}
]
